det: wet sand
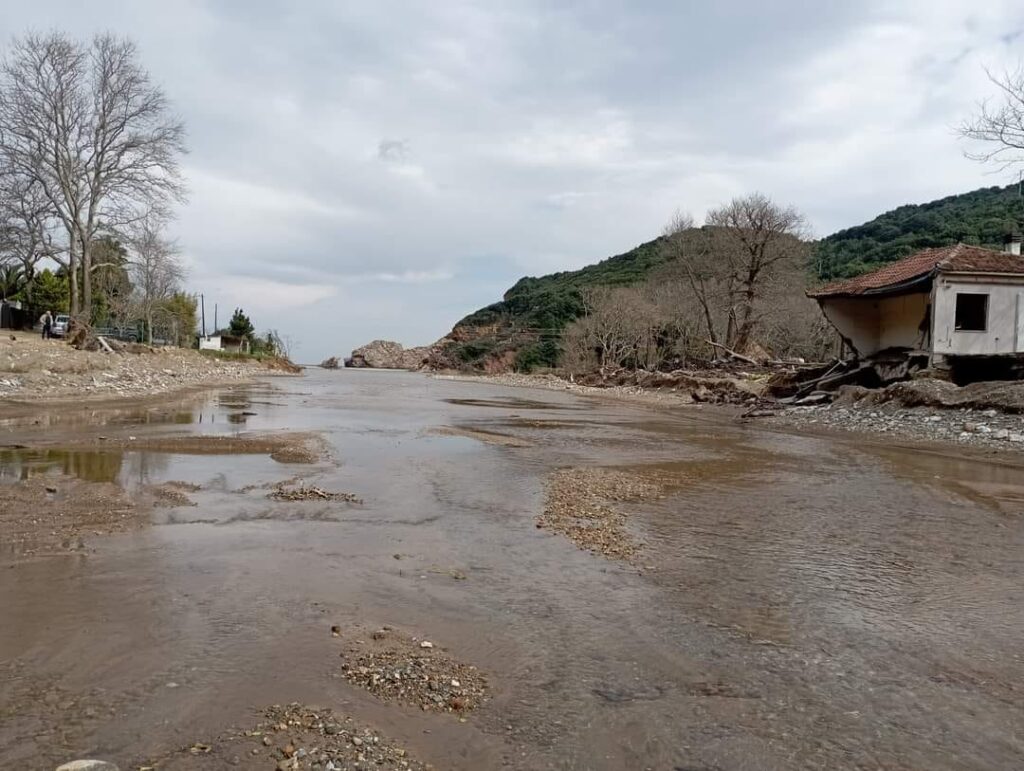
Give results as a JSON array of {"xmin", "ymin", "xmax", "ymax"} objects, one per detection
[{"xmin": 1, "ymin": 370, "xmax": 1023, "ymax": 770}]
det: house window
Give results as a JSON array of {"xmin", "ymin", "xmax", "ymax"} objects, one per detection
[{"xmin": 954, "ymin": 292, "xmax": 988, "ymax": 331}]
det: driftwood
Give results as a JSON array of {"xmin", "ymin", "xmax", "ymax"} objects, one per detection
[
  {"xmin": 96, "ymin": 335, "xmax": 115, "ymax": 354},
  {"xmin": 705, "ymin": 340, "xmax": 759, "ymax": 366}
]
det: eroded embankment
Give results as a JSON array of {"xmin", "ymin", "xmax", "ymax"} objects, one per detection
[{"xmin": 0, "ymin": 332, "xmax": 300, "ymax": 407}]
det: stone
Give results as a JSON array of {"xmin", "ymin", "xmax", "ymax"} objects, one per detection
[
  {"xmin": 1009, "ymin": 433, "xmax": 1024, "ymax": 443},
  {"xmin": 995, "ymin": 429, "xmax": 1010, "ymax": 440},
  {"xmin": 419, "ymin": 641, "xmax": 434, "ymax": 649},
  {"xmin": 55, "ymin": 762, "xmax": 120, "ymax": 771}
]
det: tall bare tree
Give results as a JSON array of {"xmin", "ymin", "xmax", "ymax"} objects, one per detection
[
  {"xmin": 0, "ymin": 31, "xmax": 186, "ymax": 317},
  {"xmin": 960, "ymin": 67, "xmax": 1024, "ymax": 169},
  {"xmin": 705, "ymin": 193, "xmax": 809, "ymax": 353}
]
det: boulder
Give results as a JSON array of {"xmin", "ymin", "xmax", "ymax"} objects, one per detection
[
  {"xmin": 56, "ymin": 761, "xmax": 120, "ymax": 771},
  {"xmin": 347, "ymin": 340, "xmax": 435, "ymax": 370}
]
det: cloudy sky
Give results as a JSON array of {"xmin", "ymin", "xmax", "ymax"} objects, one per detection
[{"xmin": 3, "ymin": 1, "xmax": 1023, "ymax": 361}]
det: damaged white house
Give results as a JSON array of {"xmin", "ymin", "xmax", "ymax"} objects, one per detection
[{"xmin": 809, "ymin": 240, "xmax": 1024, "ymax": 374}]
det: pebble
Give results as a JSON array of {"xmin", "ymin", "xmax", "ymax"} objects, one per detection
[
  {"xmin": 419, "ymin": 641, "xmax": 434, "ymax": 649},
  {"xmin": 55, "ymin": 762, "xmax": 119, "ymax": 771}
]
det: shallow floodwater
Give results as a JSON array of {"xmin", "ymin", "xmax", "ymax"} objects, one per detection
[{"xmin": 1, "ymin": 370, "xmax": 1022, "ymax": 770}]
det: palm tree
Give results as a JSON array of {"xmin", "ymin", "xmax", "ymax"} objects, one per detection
[{"xmin": 0, "ymin": 264, "xmax": 25, "ymax": 301}]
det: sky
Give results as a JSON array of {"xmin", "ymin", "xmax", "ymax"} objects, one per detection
[{"xmin": 3, "ymin": 1, "xmax": 1024, "ymax": 362}]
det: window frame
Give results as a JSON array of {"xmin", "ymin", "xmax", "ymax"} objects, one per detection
[{"xmin": 953, "ymin": 292, "xmax": 989, "ymax": 333}]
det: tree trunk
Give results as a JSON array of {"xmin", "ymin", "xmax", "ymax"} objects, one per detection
[
  {"xmin": 147, "ymin": 310, "xmax": 153, "ymax": 345},
  {"xmin": 81, "ymin": 234, "xmax": 92, "ymax": 319},
  {"xmin": 68, "ymin": 234, "xmax": 79, "ymax": 314}
]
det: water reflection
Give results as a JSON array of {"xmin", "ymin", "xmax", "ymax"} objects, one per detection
[{"xmin": 0, "ymin": 447, "xmax": 170, "ymax": 487}]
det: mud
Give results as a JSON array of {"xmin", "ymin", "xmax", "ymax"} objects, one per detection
[
  {"xmin": 0, "ymin": 474, "xmax": 138, "ymax": 558},
  {"xmin": 1, "ymin": 370, "xmax": 1023, "ymax": 770},
  {"xmin": 431, "ymin": 425, "xmax": 533, "ymax": 447},
  {"xmin": 72, "ymin": 431, "xmax": 329, "ymax": 464}
]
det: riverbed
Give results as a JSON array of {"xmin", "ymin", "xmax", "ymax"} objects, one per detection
[{"xmin": 1, "ymin": 369, "xmax": 1022, "ymax": 770}]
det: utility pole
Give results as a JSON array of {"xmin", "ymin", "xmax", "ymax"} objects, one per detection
[
  {"xmin": 201, "ymin": 293, "xmax": 206, "ymax": 338},
  {"xmin": 214, "ymin": 304, "xmax": 218, "ymax": 334}
]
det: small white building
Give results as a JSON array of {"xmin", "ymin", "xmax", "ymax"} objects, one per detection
[
  {"xmin": 197, "ymin": 334, "xmax": 250, "ymax": 354},
  {"xmin": 809, "ymin": 241, "xmax": 1024, "ymax": 368}
]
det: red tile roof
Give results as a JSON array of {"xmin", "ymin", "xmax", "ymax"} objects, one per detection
[{"xmin": 808, "ymin": 244, "xmax": 1024, "ymax": 298}]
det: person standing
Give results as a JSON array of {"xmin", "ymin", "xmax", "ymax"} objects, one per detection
[{"xmin": 40, "ymin": 310, "xmax": 52, "ymax": 340}]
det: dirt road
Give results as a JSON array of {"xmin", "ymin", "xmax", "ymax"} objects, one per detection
[{"xmin": 1, "ymin": 370, "xmax": 1022, "ymax": 770}]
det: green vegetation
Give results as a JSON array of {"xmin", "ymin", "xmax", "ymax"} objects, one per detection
[
  {"xmin": 27, "ymin": 269, "xmax": 69, "ymax": 313},
  {"xmin": 815, "ymin": 184, "xmax": 1024, "ymax": 279},
  {"xmin": 228, "ymin": 307, "xmax": 255, "ymax": 340},
  {"xmin": 450, "ymin": 237, "xmax": 672, "ymax": 370}
]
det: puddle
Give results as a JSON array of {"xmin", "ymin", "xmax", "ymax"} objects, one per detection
[{"xmin": 0, "ymin": 447, "xmax": 290, "ymax": 494}]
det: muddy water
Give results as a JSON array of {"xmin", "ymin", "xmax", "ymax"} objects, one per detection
[{"xmin": 1, "ymin": 370, "xmax": 1023, "ymax": 770}]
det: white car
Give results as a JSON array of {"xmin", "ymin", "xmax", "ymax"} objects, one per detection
[{"xmin": 50, "ymin": 314, "xmax": 70, "ymax": 338}]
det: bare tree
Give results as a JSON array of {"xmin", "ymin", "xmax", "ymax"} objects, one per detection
[
  {"xmin": 0, "ymin": 32, "xmax": 186, "ymax": 317},
  {"xmin": 705, "ymin": 193, "xmax": 809, "ymax": 353},
  {"xmin": 127, "ymin": 220, "xmax": 185, "ymax": 344},
  {"xmin": 563, "ymin": 286, "xmax": 668, "ymax": 374},
  {"xmin": 660, "ymin": 210, "xmax": 725, "ymax": 345},
  {"xmin": 960, "ymin": 67, "xmax": 1024, "ymax": 169}
]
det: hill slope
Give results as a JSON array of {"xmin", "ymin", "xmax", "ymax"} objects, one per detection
[
  {"xmin": 441, "ymin": 183, "xmax": 1024, "ymax": 371},
  {"xmin": 816, "ymin": 184, "xmax": 1024, "ymax": 279},
  {"xmin": 442, "ymin": 236, "xmax": 673, "ymax": 370}
]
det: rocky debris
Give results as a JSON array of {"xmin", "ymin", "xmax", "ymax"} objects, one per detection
[
  {"xmin": 336, "ymin": 626, "xmax": 488, "ymax": 715},
  {"xmin": 55, "ymin": 762, "xmax": 119, "ymax": 771},
  {"xmin": 773, "ymin": 401, "xmax": 1024, "ymax": 450},
  {"xmin": 151, "ymin": 703, "xmax": 428, "ymax": 770},
  {"xmin": 539, "ymin": 467, "xmax": 667, "ymax": 562},
  {"xmin": 268, "ymin": 484, "xmax": 362, "ymax": 503},
  {"xmin": 0, "ymin": 333, "xmax": 294, "ymax": 404},
  {"xmin": 849, "ymin": 378, "xmax": 1024, "ymax": 414},
  {"xmin": 320, "ymin": 356, "xmax": 341, "ymax": 369},
  {"xmin": 347, "ymin": 340, "xmax": 434, "ymax": 370},
  {"xmin": 147, "ymin": 481, "xmax": 199, "ymax": 508}
]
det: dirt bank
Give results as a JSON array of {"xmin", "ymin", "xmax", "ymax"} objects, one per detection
[{"xmin": 0, "ymin": 332, "xmax": 297, "ymax": 406}]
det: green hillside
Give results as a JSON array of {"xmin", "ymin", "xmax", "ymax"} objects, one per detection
[
  {"xmin": 445, "ymin": 183, "xmax": 1024, "ymax": 371},
  {"xmin": 816, "ymin": 184, "xmax": 1024, "ymax": 279}
]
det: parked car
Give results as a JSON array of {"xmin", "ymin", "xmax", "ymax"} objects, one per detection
[{"xmin": 50, "ymin": 314, "xmax": 70, "ymax": 338}]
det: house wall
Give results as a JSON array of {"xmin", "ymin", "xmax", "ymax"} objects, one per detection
[
  {"xmin": 819, "ymin": 291, "xmax": 930, "ymax": 357},
  {"xmin": 877, "ymin": 293, "xmax": 930, "ymax": 351},
  {"xmin": 932, "ymin": 275, "xmax": 1024, "ymax": 355},
  {"xmin": 198, "ymin": 336, "xmax": 221, "ymax": 351}
]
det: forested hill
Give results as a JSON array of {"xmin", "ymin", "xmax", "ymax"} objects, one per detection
[
  {"xmin": 816, "ymin": 183, "xmax": 1024, "ymax": 279},
  {"xmin": 446, "ymin": 236, "xmax": 672, "ymax": 369}
]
